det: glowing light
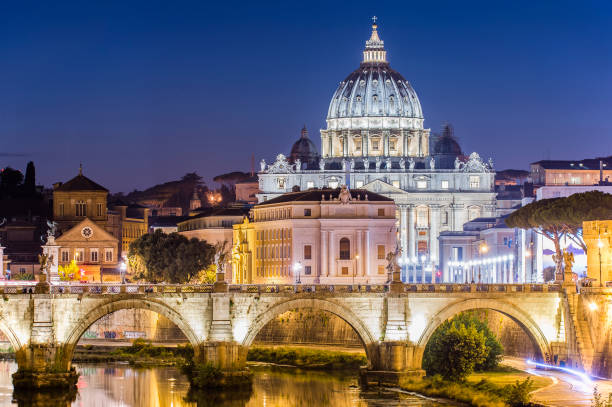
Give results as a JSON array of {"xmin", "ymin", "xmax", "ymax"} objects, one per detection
[
  {"xmin": 598, "ymin": 239, "xmax": 604, "ymax": 248},
  {"xmin": 525, "ymin": 359, "xmax": 593, "ymax": 385},
  {"xmin": 588, "ymin": 302, "xmax": 598, "ymax": 311}
]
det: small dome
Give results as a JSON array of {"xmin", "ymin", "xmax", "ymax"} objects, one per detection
[
  {"xmin": 290, "ymin": 126, "xmax": 320, "ymax": 168},
  {"xmin": 433, "ymin": 124, "xmax": 462, "ymax": 156}
]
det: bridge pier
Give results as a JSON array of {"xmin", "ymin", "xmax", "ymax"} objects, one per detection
[
  {"xmin": 12, "ymin": 344, "xmax": 78, "ymax": 390},
  {"xmin": 191, "ymin": 342, "xmax": 252, "ymax": 387},
  {"xmin": 361, "ymin": 341, "xmax": 425, "ymax": 386}
]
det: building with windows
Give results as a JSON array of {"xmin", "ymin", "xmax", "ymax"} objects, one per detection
[
  {"xmin": 178, "ymin": 207, "xmax": 247, "ymax": 245},
  {"xmin": 232, "ymin": 186, "xmax": 396, "ymax": 284},
  {"xmin": 257, "ymin": 21, "xmax": 496, "ymax": 271},
  {"xmin": 55, "ymin": 218, "xmax": 119, "ymax": 282},
  {"xmin": 52, "ymin": 166, "xmax": 108, "ymax": 234},
  {"xmin": 531, "ymin": 156, "xmax": 612, "ymax": 186}
]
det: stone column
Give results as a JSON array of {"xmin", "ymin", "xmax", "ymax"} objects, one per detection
[
  {"xmin": 362, "ymin": 130, "xmax": 369, "ymax": 156},
  {"xmin": 429, "ymin": 205, "xmax": 440, "ymax": 267},
  {"xmin": 343, "ymin": 132, "xmax": 349, "ymax": 157},
  {"xmin": 329, "ymin": 231, "xmax": 335, "ymax": 277},
  {"xmin": 408, "ymin": 205, "xmax": 416, "ymax": 260},
  {"xmin": 356, "ymin": 230, "xmax": 362, "ymax": 278},
  {"xmin": 320, "ymin": 230, "xmax": 326, "ymax": 280},
  {"xmin": 364, "ymin": 230, "xmax": 370, "ymax": 277},
  {"xmin": 383, "ymin": 131, "xmax": 390, "ymax": 156},
  {"xmin": 400, "ymin": 206, "xmax": 408, "ymax": 265}
]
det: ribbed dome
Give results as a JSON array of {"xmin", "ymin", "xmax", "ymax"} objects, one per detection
[
  {"xmin": 327, "ymin": 23, "xmax": 423, "ymax": 122},
  {"xmin": 290, "ymin": 126, "xmax": 320, "ymax": 168}
]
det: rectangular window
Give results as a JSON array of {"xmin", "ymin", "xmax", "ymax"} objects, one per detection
[
  {"xmin": 90, "ymin": 249, "xmax": 98, "ymax": 262},
  {"xmin": 377, "ymin": 245, "xmax": 386, "ymax": 260},
  {"xmin": 61, "ymin": 250, "xmax": 69, "ymax": 262},
  {"xmin": 441, "ymin": 180, "xmax": 449, "ymax": 190},
  {"xmin": 75, "ymin": 249, "xmax": 84, "ymax": 262},
  {"xmin": 305, "ymin": 266, "xmax": 312, "ymax": 275},
  {"xmin": 306, "ymin": 181, "xmax": 314, "ymax": 189},
  {"xmin": 304, "ymin": 208, "xmax": 312, "ymax": 217},
  {"xmin": 372, "ymin": 140, "xmax": 380, "ymax": 150},
  {"xmin": 377, "ymin": 208, "xmax": 385, "ymax": 216},
  {"xmin": 341, "ymin": 267, "xmax": 349, "ymax": 275},
  {"xmin": 59, "ymin": 203, "xmax": 65, "ymax": 217},
  {"xmin": 355, "ymin": 180, "xmax": 364, "ymax": 188},
  {"xmin": 75, "ymin": 201, "xmax": 86, "ymax": 217},
  {"xmin": 416, "ymin": 180, "xmax": 427, "ymax": 189},
  {"xmin": 442, "ymin": 211, "xmax": 449, "ymax": 225},
  {"xmin": 304, "ymin": 245, "xmax": 312, "ymax": 260},
  {"xmin": 391, "ymin": 180, "xmax": 400, "ymax": 188},
  {"xmin": 104, "ymin": 248, "xmax": 113, "ymax": 262},
  {"xmin": 377, "ymin": 265, "xmax": 385, "ymax": 274},
  {"xmin": 96, "ymin": 203, "xmax": 103, "ymax": 217},
  {"xmin": 469, "ymin": 176, "xmax": 480, "ymax": 189}
]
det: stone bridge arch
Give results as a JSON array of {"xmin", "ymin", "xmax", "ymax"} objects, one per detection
[
  {"xmin": 242, "ymin": 298, "xmax": 377, "ymax": 353},
  {"xmin": 417, "ymin": 299, "xmax": 550, "ymax": 365},
  {"xmin": 64, "ymin": 297, "xmax": 201, "ymax": 352},
  {"xmin": 0, "ymin": 315, "xmax": 23, "ymax": 351}
]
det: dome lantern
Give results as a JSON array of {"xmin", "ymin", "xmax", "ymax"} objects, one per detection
[{"xmin": 363, "ymin": 17, "xmax": 387, "ymax": 64}]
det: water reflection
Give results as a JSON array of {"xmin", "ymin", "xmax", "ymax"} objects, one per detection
[{"xmin": 0, "ymin": 361, "xmax": 447, "ymax": 407}]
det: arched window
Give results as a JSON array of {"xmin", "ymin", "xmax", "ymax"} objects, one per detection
[{"xmin": 339, "ymin": 238, "xmax": 350, "ymax": 260}]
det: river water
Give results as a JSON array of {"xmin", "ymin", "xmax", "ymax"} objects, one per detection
[{"xmin": 0, "ymin": 361, "xmax": 450, "ymax": 407}]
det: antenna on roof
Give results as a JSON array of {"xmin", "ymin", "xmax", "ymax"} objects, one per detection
[{"xmin": 79, "ymin": 162, "xmax": 83, "ymax": 176}]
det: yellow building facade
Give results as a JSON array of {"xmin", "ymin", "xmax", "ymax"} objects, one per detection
[
  {"xmin": 53, "ymin": 168, "xmax": 108, "ymax": 234},
  {"xmin": 583, "ymin": 220, "xmax": 612, "ymax": 286}
]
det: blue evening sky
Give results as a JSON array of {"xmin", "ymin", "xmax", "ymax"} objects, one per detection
[{"xmin": 1, "ymin": 0, "xmax": 611, "ymax": 192}]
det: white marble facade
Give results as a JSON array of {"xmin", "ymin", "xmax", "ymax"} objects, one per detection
[{"xmin": 257, "ymin": 22, "xmax": 496, "ymax": 279}]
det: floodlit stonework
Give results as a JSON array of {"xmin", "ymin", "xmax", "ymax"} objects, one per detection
[
  {"xmin": 1, "ymin": 282, "xmax": 610, "ymax": 387},
  {"xmin": 258, "ymin": 22, "xmax": 496, "ymax": 275}
]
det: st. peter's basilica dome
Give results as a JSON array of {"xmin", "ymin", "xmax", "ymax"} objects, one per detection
[{"xmin": 326, "ymin": 21, "xmax": 423, "ymax": 123}]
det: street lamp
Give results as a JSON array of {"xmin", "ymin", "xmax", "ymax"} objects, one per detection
[
  {"xmin": 120, "ymin": 261, "xmax": 127, "ymax": 284},
  {"xmin": 293, "ymin": 262, "xmax": 302, "ymax": 284}
]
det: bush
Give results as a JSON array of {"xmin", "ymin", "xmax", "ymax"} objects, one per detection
[
  {"xmin": 423, "ymin": 311, "xmax": 504, "ymax": 379},
  {"xmin": 592, "ymin": 386, "xmax": 612, "ymax": 407},
  {"xmin": 502, "ymin": 377, "xmax": 533, "ymax": 406},
  {"xmin": 246, "ymin": 346, "xmax": 366, "ymax": 370},
  {"xmin": 422, "ymin": 322, "xmax": 487, "ymax": 380}
]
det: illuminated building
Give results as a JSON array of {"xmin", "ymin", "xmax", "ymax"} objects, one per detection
[
  {"xmin": 583, "ymin": 220, "xmax": 612, "ymax": 286},
  {"xmin": 232, "ymin": 186, "xmax": 396, "ymax": 284},
  {"xmin": 258, "ymin": 21, "xmax": 496, "ymax": 271}
]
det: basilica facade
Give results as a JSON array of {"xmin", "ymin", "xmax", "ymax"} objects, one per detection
[{"xmin": 258, "ymin": 21, "xmax": 496, "ymax": 280}]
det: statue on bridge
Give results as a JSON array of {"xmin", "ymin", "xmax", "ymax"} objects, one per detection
[
  {"xmin": 386, "ymin": 243, "xmax": 402, "ymax": 286},
  {"xmin": 213, "ymin": 240, "xmax": 232, "ymax": 285},
  {"xmin": 563, "ymin": 249, "xmax": 575, "ymax": 286}
]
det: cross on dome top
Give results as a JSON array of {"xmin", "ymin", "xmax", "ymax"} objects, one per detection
[{"xmin": 363, "ymin": 17, "xmax": 387, "ymax": 63}]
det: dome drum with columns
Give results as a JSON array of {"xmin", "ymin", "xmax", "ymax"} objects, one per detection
[
  {"xmin": 257, "ymin": 20, "xmax": 496, "ymax": 274},
  {"xmin": 322, "ymin": 20, "xmax": 429, "ymax": 159}
]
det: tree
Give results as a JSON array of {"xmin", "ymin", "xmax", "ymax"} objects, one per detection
[
  {"xmin": 553, "ymin": 191, "xmax": 612, "ymax": 254},
  {"xmin": 449, "ymin": 311, "xmax": 504, "ymax": 371},
  {"xmin": 58, "ymin": 260, "xmax": 81, "ymax": 281},
  {"xmin": 505, "ymin": 198, "xmax": 566, "ymax": 278},
  {"xmin": 506, "ymin": 192, "xmax": 612, "ymax": 279},
  {"xmin": 422, "ymin": 321, "xmax": 487, "ymax": 381},
  {"xmin": 23, "ymin": 161, "xmax": 36, "ymax": 195},
  {"xmin": 0, "ymin": 167, "xmax": 23, "ymax": 198},
  {"xmin": 128, "ymin": 230, "xmax": 215, "ymax": 283}
]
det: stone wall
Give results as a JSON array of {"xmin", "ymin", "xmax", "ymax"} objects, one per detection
[
  {"xmin": 80, "ymin": 309, "xmax": 187, "ymax": 342},
  {"xmin": 253, "ymin": 309, "xmax": 362, "ymax": 347}
]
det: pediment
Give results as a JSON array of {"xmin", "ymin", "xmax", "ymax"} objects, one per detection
[
  {"xmin": 56, "ymin": 218, "xmax": 118, "ymax": 243},
  {"xmin": 362, "ymin": 179, "xmax": 404, "ymax": 194}
]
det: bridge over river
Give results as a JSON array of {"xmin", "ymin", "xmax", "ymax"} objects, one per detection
[{"xmin": 1, "ymin": 280, "xmax": 609, "ymax": 389}]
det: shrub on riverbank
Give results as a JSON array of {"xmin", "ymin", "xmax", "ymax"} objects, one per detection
[
  {"xmin": 73, "ymin": 340, "xmax": 193, "ymax": 366},
  {"xmin": 423, "ymin": 311, "xmax": 504, "ymax": 380},
  {"xmin": 247, "ymin": 346, "xmax": 366, "ymax": 370},
  {"xmin": 401, "ymin": 375, "xmax": 538, "ymax": 407}
]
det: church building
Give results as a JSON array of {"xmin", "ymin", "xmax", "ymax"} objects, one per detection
[{"xmin": 257, "ymin": 20, "xmax": 496, "ymax": 281}]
